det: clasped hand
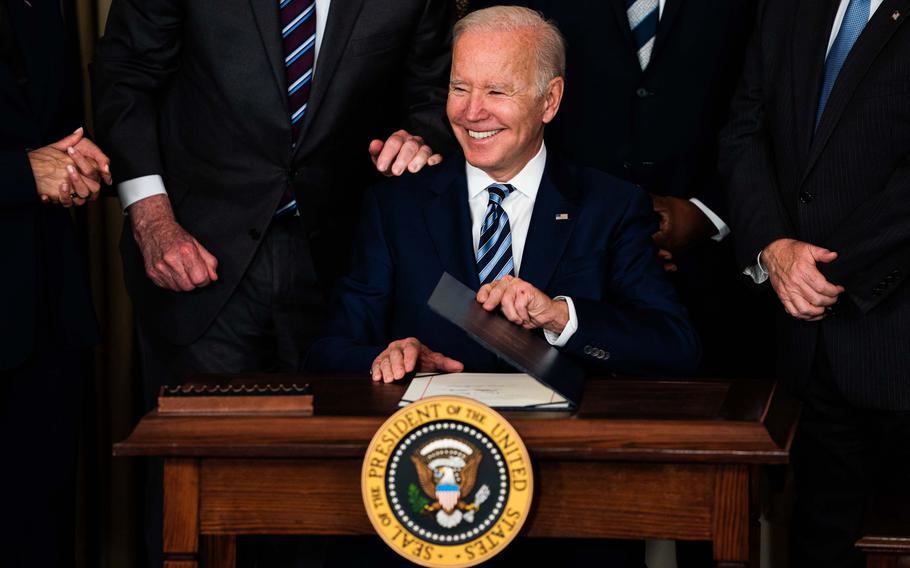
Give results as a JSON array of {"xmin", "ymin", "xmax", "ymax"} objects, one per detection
[
  {"xmin": 763, "ymin": 238, "xmax": 844, "ymax": 321},
  {"xmin": 370, "ymin": 276, "xmax": 568, "ymax": 383},
  {"xmin": 28, "ymin": 127, "xmax": 112, "ymax": 207}
]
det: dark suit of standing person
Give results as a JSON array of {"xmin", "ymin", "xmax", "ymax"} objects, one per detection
[
  {"xmin": 92, "ymin": 0, "xmax": 455, "ymax": 397},
  {"xmin": 0, "ymin": 0, "xmax": 111, "ymax": 565},
  {"xmin": 720, "ymin": 0, "xmax": 910, "ymax": 566},
  {"xmin": 470, "ymin": 0, "xmax": 769, "ymax": 380}
]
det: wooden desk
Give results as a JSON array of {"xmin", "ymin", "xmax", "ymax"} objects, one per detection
[
  {"xmin": 114, "ymin": 375, "xmax": 799, "ymax": 568},
  {"xmin": 858, "ymin": 492, "xmax": 910, "ymax": 568}
]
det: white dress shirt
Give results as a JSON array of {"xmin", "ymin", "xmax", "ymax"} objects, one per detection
[
  {"xmin": 465, "ymin": 142, "xmax": 579, "ymax": 347},
  {"xmin": 116, "ymin": 0, "xmax": 332, "ymax": 211},
  {"xmin": 746, "ymin": 0, "xmax": 884, "ymax": 283}
]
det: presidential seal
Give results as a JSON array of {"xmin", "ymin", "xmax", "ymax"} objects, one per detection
[{"xmin": 362, "ymin": 396, "xmax": 533, "ymax": 567}]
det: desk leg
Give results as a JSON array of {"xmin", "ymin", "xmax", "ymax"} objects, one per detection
[
  {"xmin": 163, "ymin": 459, "xmax": 201, "ymax": 568},
  {"xmin": 712, "ymin": 465, "xmax": 754, "ymax": 568},
  {"xmin": 203, "ymin": 536, "xmax": 237, "ymax": 568}
]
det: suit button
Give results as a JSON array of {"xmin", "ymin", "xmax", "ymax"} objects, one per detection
[
  {"xmin": 635, "ymin": 87, "xmax": 652, "ymax": 98},
  {"xmin": 583, "ymin": 346, "xmax": 593, "ymax": 355},
  {"xmin": 892, "ymin": 269, "xmax": 903, "ymax": 277},
  {"xmin": 799, "ymin": 191, "xmax": 814, "ymax": 204},
  {"xmin": 249, "ymin": 228, "xmax": 262, "ymax": 241},
  {"xmin": 601, "ymin": 351, "xmax": 611, "ymax": 360}
]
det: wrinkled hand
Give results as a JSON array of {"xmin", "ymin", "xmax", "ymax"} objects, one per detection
[
  {"xmin": 129, "ymin": 194, "xmax": 219, "ymax": 292},
  {"xmin": 369, "ymin": 129, "xmax": 443, "ymax": 176},
  {"xmin": 762, "ymin": 238, "xmax": 844, "ymax": 321},
  {"xmin": 476, "ymin": 275, "xmax": 569, "ymax": 333},
  {"xmin": 651, "ymin": 194, "xmax": 717, "ymax": 255},
  {"xmin": 69, "ymin": 134, "xmax": 113, "ymax": 186},
  {"xmin": 28, "ymin": 128, "xmax": 106, "ymax": 207},
  {"xmin": 371, "ymin": 337, "xmax": 464, "ymax": 383}
]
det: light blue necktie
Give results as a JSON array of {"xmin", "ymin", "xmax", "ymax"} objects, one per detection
[
  {"xmin": 627, "ymin": 0, "xmax": 658, "ymax": 69},
  {"xmin": 476, "ymin": 184, "xmax": 515, "ymax": 286},
  {"xmin": 816, "ymin": 0, "xmax": 871, "ymax": 127}
]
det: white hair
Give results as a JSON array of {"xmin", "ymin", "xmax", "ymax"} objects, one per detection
[{"xmin": 453, "ymin": 6, "xmax": 566, "ymax": 97}]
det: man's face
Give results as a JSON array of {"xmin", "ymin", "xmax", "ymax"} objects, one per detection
[{"xmin": 447, "ymin": 29, "xmax": 562, "ymax": 181}]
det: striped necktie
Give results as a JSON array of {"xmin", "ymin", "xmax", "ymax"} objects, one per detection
[
  {"xmin": 627, "ymin": 0, "xmax": 658, "ymax": 70},
  {"xmin": 816, "ymin": 0, "xmax": 871, "ymax": 127},
  {"xmin": 476, "ymin": 184, "xmax": 516, "ymax": 286},
  {"xmin": 276, "ymin": 0, "xmax": 317, "ymax": 217}
]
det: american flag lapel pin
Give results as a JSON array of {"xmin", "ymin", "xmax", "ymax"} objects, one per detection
[
  {"xmin": 893, "ymin": 10, "xmax": 901, "ymax": 21},
  {"xmin": 23, "ymin": 0, "xmax": 32, "ymax": 7},
  {"xmin": 555, "ymin": 213, "xmax": 570, "ymax": 221}
]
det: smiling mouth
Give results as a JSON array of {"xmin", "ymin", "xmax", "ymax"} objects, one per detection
[{"xmin": 467, "ymin": 129, "xmax": 503, "ymax": 140}]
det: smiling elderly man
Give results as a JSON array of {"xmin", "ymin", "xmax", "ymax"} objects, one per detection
[{"xmin": 308, "ymin": 6, "xmax": 698, "ymax": 385}]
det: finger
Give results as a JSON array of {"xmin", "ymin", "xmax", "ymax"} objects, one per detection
[
  {"xmin": 663, "ymin": 262, "xmax": 678, "ymax": 272},
  {"xmin": 427, "ymin": 350, "xmax": 464, "ymax": 373},
  {"xmin": 375, "ymin": 133, "xmax": 406, "ymax": 173},
  {"xmin": 371, "ymin": 356, "xmax": 383, "ymax": 381},
  {"xmin": 161, "ymin": 246, "xmax": 197, "ymax": 291},
  {"xmin": 380, "ymin": 357, "xmax": 395, "ymax": 383},
  {"xmin": 657, "ymin": 248, "xmax": 673, "ymax": 260},
  {"xmin": 499, "ymin": 287, "xmax": 521, "ymax": 324},
  {"xmin": 67, "ymin": 146, "xmax": 101, "ymax": 182},
  {"xmin": 513, "ymin": 288, "xmax": 531, "ymax": 325},
  {"xmin": 58, "ymin": 183, "xmax": 74, "ymax": 207},
  {"xmin": 791, "ymin": 294, "xmax": 825, "ymax": 319},
  {"xmin": 195, "ymin": 240, "xmax": 219, "ymax": 282},
  {"xmin": 72, "ymin": 139, "xmax": 113, "ymax": 184},
  {"xmin": 184, "ymin": 249, "xmax": 211, "ymax": 287},
  {"xmin": 50, "ymin": 127, "xmax": 84, "ymax": 151},
  {"xmin": 66, "ymin": 165, "xmax": 98, "ymax": 200},
  {"xmin": 481, "ymin": 281, "xmax": 508, "ymax": 311},
  {"xmin": 476, "ymin": 283, "xmax": 493, "ymax": 303},
  {"xmin": 390, "ymin": 137, "xmax": 423, "ymax": 176},
  {"xmin": 368, "ymin": 139, "xmax": 385, "ymax": 164},
  {"xmin": 388, "ymin": 346, "xmax": 407, "ymax": 380},
  {"xmin": 811, "ymin": 247, "xmax": 838, "ymax": 264},
  {"xmin": 426, "ymin": 154, "xmax": 443, "ymax": 166},
  {"xmin": 804, "ymin": 269, "xmax": 844, "ymax": 298},
  {"xmin": 406, "ymin": 145, "xmax": 434, "ymax": 174},
  {"xmin": 402, "ymin": 340, "xmax": 420, "ymax": 373}
]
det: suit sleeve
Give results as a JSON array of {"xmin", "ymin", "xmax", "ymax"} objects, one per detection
[
  {"xmin": 0, "ymin": 150, "xmax": 38, "ymax": 206},
  {"xmin": 717, "ymin": 1, "xmax": 795, "ymax": 270},
  {"xmin": 90, "ymin": 0, "xmax": 182, "ymax": 183},
  {"xmin": 817, "ymin": 152, "xmax": 910, "ymax": 313},
  {"xmin": 305, "ymin": 188, "xmax": 393, "ymax": 373},
  {"xmin": 562, "ymin": 189, "xmax": 701, "ymax": 376},
  {"xmin": 397, "ymin": 0, "xmax": 457, "ymax": 156}
]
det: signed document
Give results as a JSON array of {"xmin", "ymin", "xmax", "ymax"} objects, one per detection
[{"xmin": 399, "ymin": 373, "xmax": 570, "ymax": 409}]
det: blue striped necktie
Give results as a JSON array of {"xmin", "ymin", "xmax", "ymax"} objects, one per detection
[
  {"xmin": 276, "ymin": 0, "xmax": 317, "ymax": 217},
  {"xmin": 477, "ymin": 184, "xmax": 516, "ymax": 286},
  {"xmin": 816, "ymin": 0, "xmax": 871, "ymax": 127},
  {"xmin": 627, "ymin": 0, "xmax": 658, "ymax": 69}
]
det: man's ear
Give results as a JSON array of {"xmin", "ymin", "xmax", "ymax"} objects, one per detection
[{"xmin": 542, "ymin": 76, "xmax": 565, "ymax": 124}]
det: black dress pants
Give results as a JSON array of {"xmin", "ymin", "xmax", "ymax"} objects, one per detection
[
  {"xmin": 790, "ymin": 344, "xmax": 910, "ymax": 568},
  {"xmin": 138, "ymin": 214, "xmax": 328, "ymax": 567}
]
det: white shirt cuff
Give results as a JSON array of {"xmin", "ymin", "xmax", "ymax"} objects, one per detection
[
  {"xmin": 118, "ymin": 174, "xmax": 168, "ymax": 213},
  {"xmin": 689, "ymin": 197, "xmax": 730, "ymax": 242},
  {"xmin": 743, "ymin": 250, "xmax": 770, "ymax": 284},
  {"xmin": 543, "ymin": 296, "xmax": 578, "ymax": 347}
]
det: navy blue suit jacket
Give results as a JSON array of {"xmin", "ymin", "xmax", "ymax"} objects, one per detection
[{"xmin": 308, "ymin": 155, "xmax": 699, "ymax": 376}]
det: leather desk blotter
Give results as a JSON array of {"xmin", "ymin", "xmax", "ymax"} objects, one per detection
[{"xmin": 158, "ymin": 376, "xmax": 313, "ymax": 415}]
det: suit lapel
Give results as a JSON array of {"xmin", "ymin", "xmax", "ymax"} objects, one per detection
[
  {"xmin": 249, "ymin": 0, "xmax": 287, "ymax": 103},
  {"xmin": 650, "ymin": 0, "xmax": 683, "ymax": 64},
  {"xmin": 295, "ymin": 0, "xmax": 365, "ymax": 149},
  {"xmin": 805, "ymin": 0, "xmax": 910, "ymax": 181},
  {"xmin": 609, "ymin": 0, "xmax": 639, "ymax": 54},
  {"xmin": 423, "ymin": 160, "xmax": 479, "ymax": 290},
  {"xmin": 518, "ymin": 158, "xmax": 580, "ymax": 291},
  {"xmin": 790, "ymin": 0, "xmax": 837, "ymax": 167}
]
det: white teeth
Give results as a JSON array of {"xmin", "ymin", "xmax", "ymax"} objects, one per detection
[{"xmin": 468, "ymin": 129, "xmax": 502, "ymax": 139}]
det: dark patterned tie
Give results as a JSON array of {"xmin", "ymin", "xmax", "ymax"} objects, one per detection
[
  {"xmin": 627, "ymin": 0, "xmax": 658, "ymax": 70},
  {"xmin": 276, "ymin": 0, "xmax": 317, "ymax": 217},
  {"xmin": 816, "ymin": 0, "xmax": 871, "ymax": 128},
  {"xmin": 476, "ymin": 183, "xmax": 516, "ymax": 286}
]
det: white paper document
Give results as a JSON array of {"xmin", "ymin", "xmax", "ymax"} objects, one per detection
[{"xmin": 399, "ymin": 373, "xmax": 570, "ymax": 409}]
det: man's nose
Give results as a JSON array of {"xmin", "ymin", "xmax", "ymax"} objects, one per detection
[{"xmin": 463, "ymin": 94, "xmax": 488, "ymax": 122}]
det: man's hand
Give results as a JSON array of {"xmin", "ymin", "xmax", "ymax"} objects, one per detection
[
  {"xmin": 28, "ymin": 129, "xmax": 99, "ymax": 207},
  {"xmin": 476, "ymin": 275, "xmax": 569, "ymax": 333},
  {"xmin": 762, "ymin": 238, "xmax": 845, "ymax": 321},
  {"xmin": 651, "ymin": 194, "xmax": 717, "ymax": 256},
  {"xmin": 129, "ymin": 194, "xmax": 219, "ymax": 292},
  {"xmin": 369, "ymin": 129, "xmax": 443, "ymax": 176},
  {"xmin": 68, "ymin": 134, "xmax": 113, "ymax": 186},
  {"xmin": 371, "ymin": 337, "xmax": 464, "ymax": 383}
]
